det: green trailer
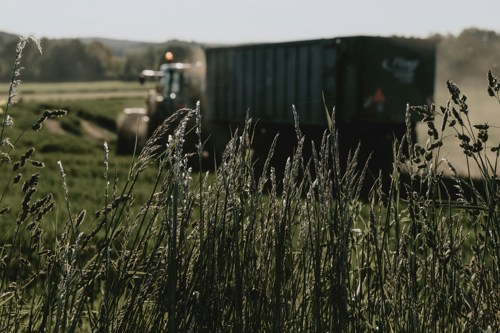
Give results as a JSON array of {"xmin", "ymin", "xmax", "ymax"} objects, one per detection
[{"xmin": 204, "ymin": 36, "xmax": 436, "ymax": 175}]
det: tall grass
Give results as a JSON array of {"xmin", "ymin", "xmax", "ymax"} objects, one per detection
[{"xmin": 0, "ymin": 37, "xmax": 498, "ymax": 332}]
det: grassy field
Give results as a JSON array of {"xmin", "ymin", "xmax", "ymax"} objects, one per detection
[
  {"xmin": 0, "ymin": 43, "xmax": 499, "ymax": 332},
  {"xmin": 0, "ymin": 81, "xmax": 157, "ymax": 101}
]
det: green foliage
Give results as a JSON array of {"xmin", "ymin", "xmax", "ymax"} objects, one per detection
[
  {"xmin": 0, "ymin": 38, "xmax": 111, "ymax": 82},
  {"xmin": 0, "ymin": 35, "xmax": 206, "ymax": 82},
  {"xmin": 0, "ymin": 36, "xmax": 499, "ymax": 333}
]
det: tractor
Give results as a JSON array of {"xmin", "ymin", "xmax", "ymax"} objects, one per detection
[{"xmin": 116, "ymin": 51, "xmax": 203, "ymax": 154}]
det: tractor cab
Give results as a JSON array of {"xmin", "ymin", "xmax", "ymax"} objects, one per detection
[
  {"xmin": 138, "ymin": 52, "xmax": 200, "ymax": 137},
  {"xmin": 156, "ymin": 62, "xmax": 192, "ymax": 106}
]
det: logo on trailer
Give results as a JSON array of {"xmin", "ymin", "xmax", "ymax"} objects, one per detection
[{"xmin": 382, "ymin": 57, "xmax": 419, "ymax": 83}]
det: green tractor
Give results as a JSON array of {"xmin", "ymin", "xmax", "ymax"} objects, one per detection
[{"xmin": 116, "ymin": 51, "xmax": 204, "ymax": 154}]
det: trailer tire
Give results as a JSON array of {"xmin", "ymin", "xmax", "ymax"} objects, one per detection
[{"xmin": 116, "ymin": 108, "xmax": 148, "ymax": 155}]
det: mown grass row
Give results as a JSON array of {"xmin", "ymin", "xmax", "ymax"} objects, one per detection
[{"xmin": 0, "ymin": 36, "xmax": 498, "ymax": 333}]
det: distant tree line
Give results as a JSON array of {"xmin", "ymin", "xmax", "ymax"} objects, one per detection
[
  {"xmin": 0, "ymin": 37, "xmax": 203, "ymax": 82},
  {"xmin": 0, "ymin": 28, "xmax": 499, "ymax": 82}
]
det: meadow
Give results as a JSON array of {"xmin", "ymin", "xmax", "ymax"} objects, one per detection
[
  {"xmin": 0, "ymin": 37, "xmax": 498, "ymax": 332},
  {"xmin": 0, "ymin": 81, "xmax": 154, "ymax": 101}
]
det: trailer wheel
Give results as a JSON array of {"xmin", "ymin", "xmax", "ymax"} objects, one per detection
[{"xmin": 116, "ymin": 108, "xmax": 148, "ymax": 155}]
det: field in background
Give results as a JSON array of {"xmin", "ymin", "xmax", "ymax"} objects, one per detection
[
  {"xmin": 0, "ymin": 81, "xmax": 156, "ymax": 101},
  {"xmin": 0, "ymin": 94, "xmax": 158, "ymax": 218}
]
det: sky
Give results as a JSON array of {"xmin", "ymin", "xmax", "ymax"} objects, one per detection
[{"xmin": 1, "ymin": 0, "xmax": 500, "ymax": 44}]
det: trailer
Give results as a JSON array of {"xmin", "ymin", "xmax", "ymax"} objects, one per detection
[{"xmin": 204, "ymin": 36, "xmax": 436, "ymax": 175}]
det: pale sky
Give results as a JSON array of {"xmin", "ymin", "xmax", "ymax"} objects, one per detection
[{"xmin": 1, "ymin": 0, "xmax": 499, "ymax": 44}]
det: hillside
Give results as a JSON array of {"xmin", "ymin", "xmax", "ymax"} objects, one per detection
[
  {"xmin": 0, "ymin": 31, "xmax": 19, "ymax": 43},
  {"xmin": 79, "ymin": 37, "xmax": 165, "ymax": 56}
]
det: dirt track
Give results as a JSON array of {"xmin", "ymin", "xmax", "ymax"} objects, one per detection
[{"xmin": 43, "ymin": 118, "xmax": 115, "ymax": 143}]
